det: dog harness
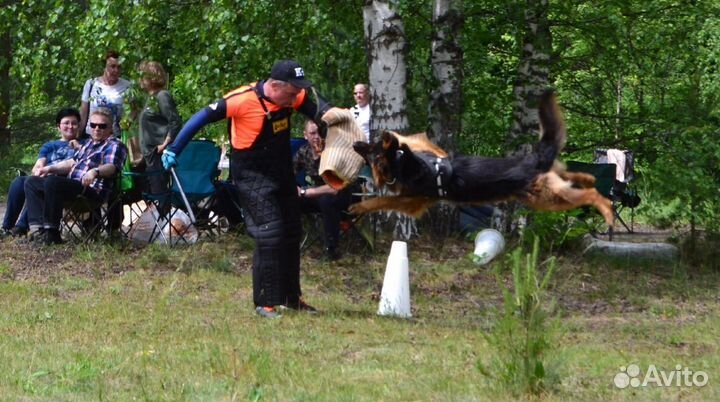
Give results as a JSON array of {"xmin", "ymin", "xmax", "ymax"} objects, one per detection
[{"xmin": 415, "ymin": 152, "xmax": 453, "ymax": 197}]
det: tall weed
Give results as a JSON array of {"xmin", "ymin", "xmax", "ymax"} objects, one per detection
[{"xmin": 479, "ymin": 237, "xmax": 560, "ymax": 396}]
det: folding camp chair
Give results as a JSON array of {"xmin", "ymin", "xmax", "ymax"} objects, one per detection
[
  {"xmin": 131, "ymin": 140, "xmax": 223, "ymax": 245},
  {"xmin": 593, "ymin": 149, "xmax": 641, "ymax": 232},
  {"xmin": 119, "ymin": 169, "xmax": 163, "ymax": 241},
  {"xmin": 299, "ymin": 165, "xmax": 377, "ymax": 254},
  {"xmin": 60, "ymin": 138, "xmax": 132, "ymax": 244},
  {"xmin": 566, "ymin": 155, "xmax": 640, "ymax": 241},
  {"xmin": 62, "ymin": 176, "xmax": 125, "ymax": 243}
]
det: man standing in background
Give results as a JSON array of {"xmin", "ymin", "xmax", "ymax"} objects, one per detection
[{"xmin": 351, "ymin": 83, "xmax": 371, "ymax": 143}]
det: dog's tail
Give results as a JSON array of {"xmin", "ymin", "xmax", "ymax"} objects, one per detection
[{"xmin": 535, "ymin": 90, "xmax": 567, "ymax": 171}]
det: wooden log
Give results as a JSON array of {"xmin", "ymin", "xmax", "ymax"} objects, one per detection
[{"xmin": 582, "ymin": 235, "xmax": 679, "ymax": 262}]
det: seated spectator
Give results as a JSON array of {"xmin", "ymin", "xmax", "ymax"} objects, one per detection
[
  {"xmin": 1, "ymin": 108, "xmax": 83, "ymax": 238},
  {"xmin": 23, "ymin": 108, "xmax": 127, "ymax": 245},
  {"xmin": 293, "ymin": 119, "xmax": 354, "ymax": 260}
]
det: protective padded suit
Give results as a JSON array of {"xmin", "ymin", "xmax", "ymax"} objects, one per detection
[
  {"xmin": 231, "ymin": 105, "xmax": 303, "ymax": 307},
  {"xmin": 167, "ymin": 80, "xmax": 329, "ymax": 308}
]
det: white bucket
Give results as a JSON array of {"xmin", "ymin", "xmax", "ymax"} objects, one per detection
[
  {"xmin": 377, "ymin": 241, "xmax": 412, "ymax": 318},
  {"xmin": 473, "ymin": 229, "xmax": 505, "ymax": 265}
]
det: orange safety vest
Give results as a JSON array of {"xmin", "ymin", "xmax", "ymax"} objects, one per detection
[{"xmin": 224, "ymin": 82, "xmax": 307, "ymax": 150}]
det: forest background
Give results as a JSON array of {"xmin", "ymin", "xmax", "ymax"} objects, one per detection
[
  {"xmin": 1, "ymin": 0, "xmax": 719, "ymax": 233},
  {"xmin": 1, "ymin": 2, "xmax": 720, "ymax": 400}
]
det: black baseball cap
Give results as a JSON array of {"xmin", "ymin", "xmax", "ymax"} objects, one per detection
[{"xmin": 269, "ymin": 59, "xmax": 313, "ymax": 88}]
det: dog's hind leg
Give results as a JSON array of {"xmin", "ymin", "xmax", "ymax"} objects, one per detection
[
  {"xmin": 559, "ymin": 171, "xmax": 596, "ymax": 188},
  {"xmin": 556, "ymin": 187, "xmax": 614, "ymax": 225},
  {"xmin": 526, "ymin": 172, "xmax": 615, "ymax": 225}
]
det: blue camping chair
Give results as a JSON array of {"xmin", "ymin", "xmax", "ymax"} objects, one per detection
[{"xmin": 129, "ymin": 140, "xmax": 222, "ymax": 245}]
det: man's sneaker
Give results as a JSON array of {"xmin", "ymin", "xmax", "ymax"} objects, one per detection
[
  {"xmin": 20, "ymin": 228, "xmax": 46, "ymax": 244},
  {"xmin": 283, "ymin": 298, "xmax": 318, "ymax": 314},
  {"xmin": 255, "ymin": 306, "xmax": 281, "ymax": 319}
]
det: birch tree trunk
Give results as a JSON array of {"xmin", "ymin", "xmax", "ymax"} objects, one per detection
[
  {"xmin": 364, "ymin": 0, "xmax": 410, "ymax": 140},
  {"xmin": 428, "ymin": 0, "xmax": 463, "ymax": 155},
  {"xmin": 426, "ymin": 0, "xmax": 463, "ymax": 238},
  {"xmin": 363, "ymin": 0, "xmax": 416, "ymax": 240},
  {"xmin": 502, "ymin": 0, "xmax": 552, "ymax": 234},
  {"xmin": 508, "ymin": 0, "xmax": 552, "ymax": 153}
]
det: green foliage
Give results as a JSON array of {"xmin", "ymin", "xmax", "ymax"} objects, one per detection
[
  {"xmin": 676, "ymin": 231, "xmax": 720, "ymax": 271},
  {"xmin": 479, "ymin": 238, "xmax": 560, "ymax": 396},
  {"xmin": 459, "ymin": 1, "xmax": 524, "ymax": 155},
  {"xmin": 551, "ymin": 1, "xmax": 720, "ymax": 232},
  {"xmin": 521, "ymin": 209, "xmax": 599, "ymax": 251},
  {"xmin": 3, "ymin": 0, "xmax": 369, "ymax": 149},
  {"xmin": 642, "ymin": 125, "xmax": 720, "ymax": 232},
  {"xmin": 0, "ymin": 141, "xmax": 39, "ymax": 198},
  {"xmin": 4, "ymin": 0, "xmax": 720, "ymax": 235}
]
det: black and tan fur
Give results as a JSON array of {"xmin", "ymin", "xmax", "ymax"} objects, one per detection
[{"xmin": 350, "ymin": 90, "xmax": 614, "ymax": 225}]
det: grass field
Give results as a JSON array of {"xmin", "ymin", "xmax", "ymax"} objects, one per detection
[{"xmin": 0, "ymin": 231, "xmax": 718, "ymax": 401}]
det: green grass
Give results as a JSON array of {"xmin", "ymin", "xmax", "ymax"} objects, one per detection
[{"xmin": 0, "ymin": 233, "xmax": 718, "ymax": 401}]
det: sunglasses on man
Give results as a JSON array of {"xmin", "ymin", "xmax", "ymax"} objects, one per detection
[{"xmin": 89, "ymin": 123, "xmax": 108, "ymax": 129}]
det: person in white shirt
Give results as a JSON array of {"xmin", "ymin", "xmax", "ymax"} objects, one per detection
[
  {"xmin": 351, "ymin": 83, "xmax": 371, "ymax": 142},
  {"xmin": 79, "ymin": 49, "xmax": 133, "ymax": 138}
]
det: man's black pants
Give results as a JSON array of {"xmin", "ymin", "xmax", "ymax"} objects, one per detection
[
  {"xmin": 24, "ymin": 176, "xmax": 103, "ymax": 230},
  {"xmin": 232, "ymin": 150, "xmax": 302, "ymax": 308},
  {"xmin": 298, "ymin": 189, "xmax": 353, "ymax": 251}
]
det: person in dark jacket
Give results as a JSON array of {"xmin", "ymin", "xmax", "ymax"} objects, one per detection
[
  {"xmin": 293, "ymin": 119, "xmax": 353, "ymax": 260},
  {"xmin": 138, "ymin": 60, "xmax": 182, "ymax": 194}
]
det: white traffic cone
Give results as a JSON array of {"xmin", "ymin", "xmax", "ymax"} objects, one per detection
[{"xmin": 377, "ymin": 241, "xmax": 411, "ymax": 318}]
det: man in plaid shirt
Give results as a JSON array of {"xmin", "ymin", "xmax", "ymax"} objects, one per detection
[{"xmin": 24, "ymin": 108, "xmax": 127, "ymax": 245}]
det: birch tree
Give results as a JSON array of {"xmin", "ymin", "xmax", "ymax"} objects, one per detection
[
  {"xmin": 428, "ymin": 0, "xmax": 463, "ymax": 154},
  {"xmin": 426, "ymin": 0, "xmax": 464, "ymax": 236},
  {"xmin": 364, "ymin": 0, "xmax": 410, "ymax": 140},
  {"xmin": 501, "ymin": 0, "xmax": 552, "ymax": 234},
  {"xmin": 508, "ymin": 0, "xmax": 552, "ymax": 153},
  {"xmin": 363, "ymin": 0, "xmax": 416, "ymax": 240}
]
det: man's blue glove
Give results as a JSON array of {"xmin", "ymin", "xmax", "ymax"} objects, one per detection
[{"xmin": 161, "ymin": 150, "xmax": 178, "ymax": 170}]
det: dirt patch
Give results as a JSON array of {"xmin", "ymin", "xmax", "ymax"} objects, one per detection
[{"xmin": 0, "ymin": 239, "xmax": 134, "ymax": 282}]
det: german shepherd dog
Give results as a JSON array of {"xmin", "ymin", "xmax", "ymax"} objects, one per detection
[{"xmin": 350, "ymin": 90, "xmax": 614, "ymax": 225}]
